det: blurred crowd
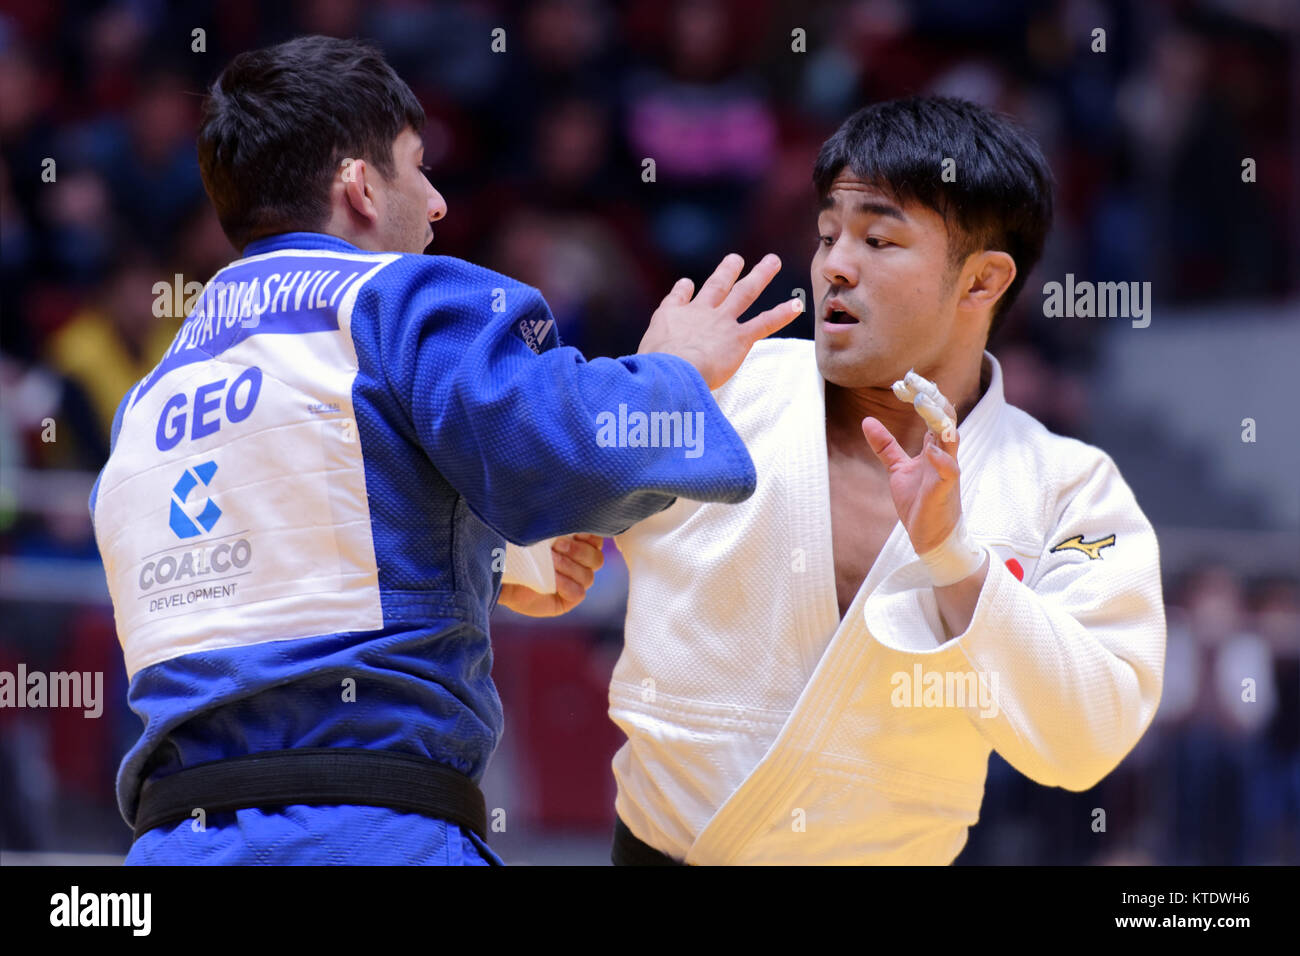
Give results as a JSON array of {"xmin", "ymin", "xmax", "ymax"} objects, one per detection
[{"xmin": 0, "ymin": 0, "xmax": 1295, "ymax": 861}]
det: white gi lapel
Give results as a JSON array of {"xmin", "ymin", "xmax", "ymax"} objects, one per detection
[
  {"xmin": 684, "ymin": 524, "xmax": 914, "ymax": 864},
  {"xmin": 785, "ymin": 349, "xmax": 844, "ymax": 680},
  {"xmin": 684, "ymin": 348, "xmax": 914, "ymax": 865}
]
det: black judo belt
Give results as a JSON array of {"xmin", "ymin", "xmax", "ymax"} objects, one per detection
[
  {"xmin": 611, "ymin": 816, "xmax": 687, "ymax": 866},
  {"xmin": 133, "ymin": 748, "xmax": 488, "ymax": 844}
]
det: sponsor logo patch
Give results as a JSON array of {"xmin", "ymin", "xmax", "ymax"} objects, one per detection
[
  {"xmin": 1050, "ymin": 533, "xmax": 1116, "ymax": 560},
  {"xmin": 513, "ymin": 317, "xmax": 557, "ymax": 355},
  {"xmin": 169, "ymin": 460, "xmax": 221, "ymax": 539}
]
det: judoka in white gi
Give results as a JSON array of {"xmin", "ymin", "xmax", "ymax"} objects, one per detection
[{"xmin": 509, "ymin": 97, "xmax": 1167, "ymax": 865}]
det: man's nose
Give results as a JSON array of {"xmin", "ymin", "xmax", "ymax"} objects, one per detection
[
  {"xmin": 820, "ymin": 242, "xmax": 856, "ymax": 287},
  {"xmin": 428, "ymin": 183, "xmax": 447, "ymax": 222}
]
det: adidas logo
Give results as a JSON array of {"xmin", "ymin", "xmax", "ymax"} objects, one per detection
[{"xmin": 519, "ymin": 318, "xmax": 554, "ymax": 354}]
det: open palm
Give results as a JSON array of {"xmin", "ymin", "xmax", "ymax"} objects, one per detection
[
  {"xmin": 862, "ymin": 412, "xmax": 963, "ymax": 556},
  {"xmin": 638, "ymin": 253, "xmax": 804, "ymax": 391}
]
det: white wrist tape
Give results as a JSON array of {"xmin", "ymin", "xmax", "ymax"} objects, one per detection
[{"xmin": 917, "ymin": 514, "xmax": 986, "ymax": 587}]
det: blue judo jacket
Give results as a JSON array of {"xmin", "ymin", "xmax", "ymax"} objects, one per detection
[{"xmin": 87, "ymin": 232, "xmax": 757, "ymax": 864}]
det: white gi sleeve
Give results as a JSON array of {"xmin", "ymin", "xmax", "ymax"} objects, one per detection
[
  {"xmin": 501, "ymin": 539, "xmax": 558, "ymax": 594},
  {"xmin": 865, "ymin": 453, "xmax": 1167, "ymax": 792}
]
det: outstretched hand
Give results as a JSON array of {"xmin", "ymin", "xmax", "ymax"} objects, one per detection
[{"xmin": 638, "ymin": 253, "xmax": 805, "ymax": 391}]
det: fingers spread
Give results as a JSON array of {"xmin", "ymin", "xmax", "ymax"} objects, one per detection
[
  {"xmin": 696, "ymin": 253, "xmax": 744, "ymax": 307},
  {"xmin": 721, "ymin": 254, "xmax": 781, "ymax": 318},
  {"xmin": 741, "ymin": 296, "xmax": 805, "ymax": 344}
]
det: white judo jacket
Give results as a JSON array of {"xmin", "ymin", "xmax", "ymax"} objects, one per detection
[{"xmin": 607, "ymin": 338, "xmax": 1167, "ymax": 865}]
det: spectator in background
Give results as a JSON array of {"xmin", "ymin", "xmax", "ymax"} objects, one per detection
[
  {"xmin": 489, "ymin": 206, "xmax": 655, "ymax": 360},
  {"xmin": 482, "ymin": 93, "xmax": 661, "ymax": 359},
  {"xmin": 1161, "ymin": 564, "xmax": 1271, "ymax": 864},
  {"xmin": 1243, "ymin": 577, "xmax": 1300, "ymax": 863},
  {"xmin": 78, "ymin": 69, "xmax": 205, "ymax": 260},
  {"xmin": 622, "ymin": 0, "xmax": 777, "ymax": 274},
  {"xmin": 1119, "ymin": 19, "xmax": 1290, "ymax": 305},
  {"xmin": 0, "ymin": 351, "xmax": 106, "ymax": 475},
  {"xmin": 44, "ymin": 250, "xmax": 177, "ymax": 445},
  {"xmin": 37, "ymin": 165, "xmax": 116, "ymax": 288}
]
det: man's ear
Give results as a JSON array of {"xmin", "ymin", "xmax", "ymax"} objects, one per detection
[
  {"xmin": 340, "ymin": 158, "xmax": 380, "ymax": 226},
  {"xmin": 957, "ymin": 250, "xmax": 1016, "ymax": 316}
]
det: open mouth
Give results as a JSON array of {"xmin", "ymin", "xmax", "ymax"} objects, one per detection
[{"xmin": 824, "ymin": 304, "xmax": 860, "ymax": 326}]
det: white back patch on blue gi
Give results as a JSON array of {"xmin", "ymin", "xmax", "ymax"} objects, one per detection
[{"xmin": 92, "ymin": 248, "xmax": 398, "ymax": 678}]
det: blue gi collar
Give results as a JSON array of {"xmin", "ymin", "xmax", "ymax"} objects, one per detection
[{"xmin": 241, "ymin": 232, "xmax": 367, "ymax": 256}]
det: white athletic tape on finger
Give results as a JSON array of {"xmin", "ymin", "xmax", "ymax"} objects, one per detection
[
  {"xmin": 917, "ymin": 514, "xmax": 986, "ymax": 587},
  {"xmin": 891, "ymin": 369, "xmax": 956, "ymax": 438},
  {"xmin": 913, "ymin": 394, "xmax": 950, "ymax": 435},
  {"xmin": 890, "ymin": 369, "xmax": 942, "ymax": 407}
]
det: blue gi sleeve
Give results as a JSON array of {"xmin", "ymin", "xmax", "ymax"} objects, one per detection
[{"xmin": 373, "ymin": 255, "xmax": 758, "ymax": 545}]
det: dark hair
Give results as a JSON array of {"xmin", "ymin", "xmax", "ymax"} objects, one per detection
[
  {"xmin": 197, "ymin": 35, "xmax": 425, "ymax": 250},
  {"xmin": 813, "ymin": 97, "xmax": 1053, "ymax": 341}
]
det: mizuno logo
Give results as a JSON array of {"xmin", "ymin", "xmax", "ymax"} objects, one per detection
[{"xmin": 1050, "ymin": 534, "xmax": 1116, "ymax": 559}]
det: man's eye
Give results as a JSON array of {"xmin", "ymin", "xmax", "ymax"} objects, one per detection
[
  {"xmin": 866, "ymin": 237, "xmax": 891, "ymax": 248},
  {"xmin": 817, "ymin": 235, "xmax": 834, "ymax": 247}
]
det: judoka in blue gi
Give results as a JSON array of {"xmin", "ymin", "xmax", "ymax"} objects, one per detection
[{"xmin": 88, "ymin": 35, "xmax": 802, "ymax": 864}]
